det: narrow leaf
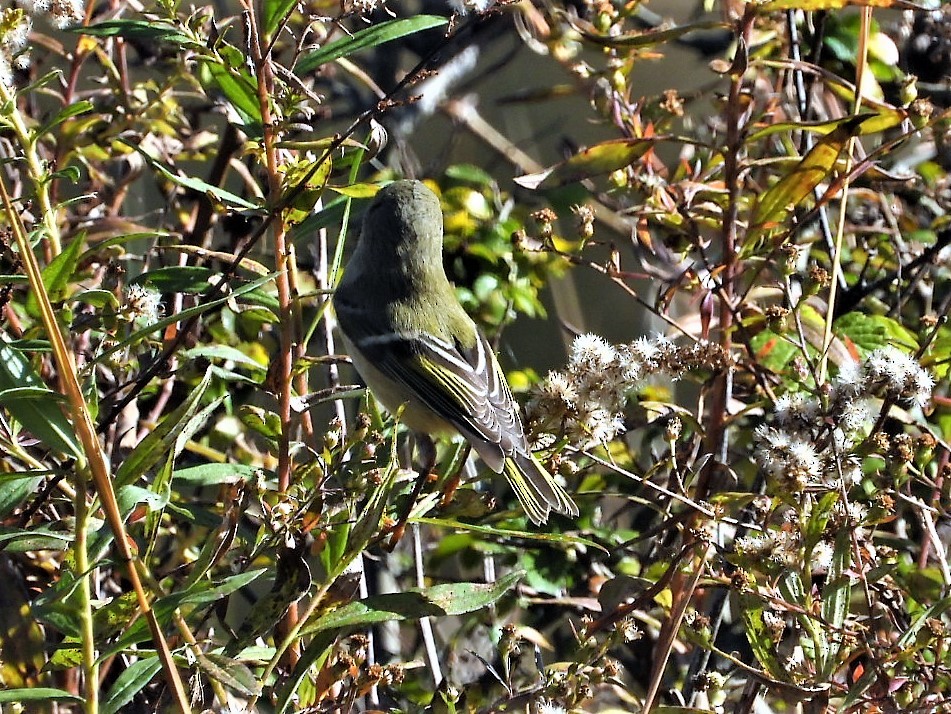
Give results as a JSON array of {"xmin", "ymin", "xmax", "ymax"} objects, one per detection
[
  {"xmin": 202, "ymin": 60, "xmax": 263, "ymax": 131},
  {"xmin": 197, "ymin": 653, "xmax": 262, "ymax": 695},
  {"xmin": 172, "ymin": 463, "xmax": 263, "ymax": 485},
  {"xmin": 0, "ymin": 688, "xmax": 83, "ymax": 703},
  {"xmin": 77, "ymin": 19, "xmax": 195, "ymax": 45},
  {"xmin": 297, "ymin": 16, "xmax": 448, "ymax": 74},
  {"xmin": 34, "ymin": 100, "xmax": 94, "ymax": 141},
  {"xmin": 130, "ymin": 266, "xmax": 215, "ymax": 294},
  {"xmin": 113, "ymin": 369, "xmax": 213, "ymax": 489},
  {"xmin": 301, "ymin": 571, "xmax": 522, "ymax": 636},
  {"xmin": 0, "ymin": 341, "xmax": 82, "ymax": 458},
  {"xmin": 514, "ymin": 138, "xmax": 658, "ymax": 189},
  {"xmin": 39, "ymin": 232, "xmax": 85, "ymax": 302},
  {"xmin": 102, "ymin": 656, "xmax": 163, "ymax": 714},
  {"xmin": 263, "ymin": 0, "xmax": 298, "ymax": 38},
  {"xmin": 748, "ymin": 117, "xmax": 868, "ymax": 240},
  {"xmin": 120, "ymin": 138, "xmax": 260, "ymax": 210}
]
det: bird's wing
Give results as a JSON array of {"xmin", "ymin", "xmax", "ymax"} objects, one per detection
[{"xmin": 354, "ymin": 327, "xmax": 523, "ymax": 472}]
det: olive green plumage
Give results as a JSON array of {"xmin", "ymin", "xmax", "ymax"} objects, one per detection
[{"xmin": 333, "ymin": 180, "xmax": 577, "ymax": 524}]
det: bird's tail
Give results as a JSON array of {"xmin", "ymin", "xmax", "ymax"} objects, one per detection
[{"xmin": 503, "ymin": 452, "xmax": 579, "ymax": 525}]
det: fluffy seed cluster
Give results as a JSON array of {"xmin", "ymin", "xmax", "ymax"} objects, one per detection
[
  {"xmin": 862, "ymin": 345, "xmax": 934, "ymax": 408},
  {"xmin": 527, "ymin": 333, "xmax": 729, "ymax": 448},
  {"xmin": 0, "ymin": 9, "xmax": 30, "ymax": 87},
  {"xmin": 122, "ymin": 284, "xmax": 162, "ymax": 326},
  {"xmin": 0, "ymin": 0, "xmax": 82, "ymax": 87},
  {"xmin": 755, "ymin": 346, "xmax": 933, "ymax": 493}
]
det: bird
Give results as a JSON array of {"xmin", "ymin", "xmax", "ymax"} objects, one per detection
[{"xmin": 332, "ymin": 179, "xmax": 578, "ymax": 525}]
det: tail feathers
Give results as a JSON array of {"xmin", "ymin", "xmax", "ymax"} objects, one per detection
[{"xmin": 503, "ymin": 452, "xmax": 579, "ymax": 525}]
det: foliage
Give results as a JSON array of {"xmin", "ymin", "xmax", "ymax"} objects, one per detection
[{"xmin": 0, "ymin": 0, "xmax": 949, "ymax": 711}]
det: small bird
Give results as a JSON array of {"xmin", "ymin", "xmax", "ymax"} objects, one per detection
[{"xmin": 333, "ymin": 180, "xmax": 578, "ymax": 525}]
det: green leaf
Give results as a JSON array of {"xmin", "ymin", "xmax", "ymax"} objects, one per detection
[
  {"xmin": 738, "ymin": 593, "xmax": 782, "ymax": 677},
  {"xmin": 113, "ymin": 369, "xmax": 214, "ymax": 489},
  {"xmin": 102, "ymin": 656, "xmax": 163, "ymax": 714},
  {"xmin": 100, "ymin": 569, "xmax": 268, "ymax": 660},
  {"xmin": 34, "ymin": 100, "xmax": 94, "ymax": 142},
  {"xmin": 297, "ymin": 16, "xmax": 448, "ymax": 74},
  {"xmin": 120, "ymin": 138, "xmax": 260, "ymax": 210},
  {"xmin": 130, "ymin": 266, "xmax": 214, "ymax": 294},
  {"xmin": 263, "ymin": 0, "xmax": 298, "ymax": 39},
  {"xmin": 836, "ymin": 312, "xmax": 918, "ymax": 358},
  {"xmin": 117, "ymin": 484, "xmax": 169, "ymax": 513},
  {"xmin": 72, "ymin": 288, "xmax": 119, "ymax": 309},
  {"xmin": 301, "ymin": 570, "xmax": 523, "ymax": 637},
  {"xmin": 0, "ymin": 340, "xmax": 82, "ymax": 458},
  {"xmin": 0, "ymin": 470, "xmax": 45, "ymax": 517},
  {"xmin": 40, "ymin": 232, "xmax": 85, "ymax": 303},
  {"xmin": 182, "ymin": 344, "xmax": 267, "ymax": 371},
  {"xmin": 197, "ymin": 652, "xmax": 261, "ymax": 696},
  {"xmin": 0, "ymin": 524, "xmax": 73, "ymax": 551},
  {"xmin": 201, "ymin": 58, "xmax": 263, "ymax": 133},
  {"xmin": 0, "ymin": 688, "xmax": 83, "ymax": 703},
  {"xmin": 445, "ymin": 164, "xmax": 495, "ymax": 186},
  {"xmin": 77, "ymin": 19, "xmax": 195, "ymax": 45},
  {"xmin": 514, "ymin": 138, "xmax": 659, "ymax": 189},
  {"xmin": 51, "ymin": 165, "xmax": 82, "ymax": 183},
  {"xmin": 749, "ymin": 329, "xmax": 798, "ymax": 373},
  {"xmin": 173, "ymin": 463, "xmax": 263, "ymax": 485},
  {"xmin": 413, "ymin": 516, "xmax": 608, "ymax": 552},
  {"xmin": 239, "ymin": 404, "xmax": 282, "ymax": 441}
]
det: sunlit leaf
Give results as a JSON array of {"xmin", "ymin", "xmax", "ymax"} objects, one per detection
[
  {"xmin": 202, "ymin": 59, "xmax": 263, "ymax": 133},
  {"xmin": 514, "ymin": 137, "xmax": 659, "ymax": 189},
  {"xmin": 746, "ymin": 110, "xmax": 905, "ymax": 144},
  {"xmin": 747, "ymin": 116, "xmax": 869, "ymax": 242},
  {"xmin": 72, "ymin": 289, "xmax": 118, "ymax": 309},
  {"xmin": 0, "ymin": 470, "xmax": 46, "ymax": 517},
  {"xmin": 263, "ymin": 0, "xmax": 298, "ymax": 39},
  {"xmin": 0, "ymin": 524, "xmax": 73, "ymax": 551},
  {"xmin": 301, "ymin": 571, "xmax": 523, "ymax": 636},
  {"xmin": 297, "ymin": 16, "xmax": 448, "ymax": 74},
  {"xmin": 26, "ymin": 232, "xmax": 85, "ymax": 317},
  {"xmin": 754, "ymin": 0, "xmax": 909, "ymax": 10},
  {"xmin": 172, "ymin": 463, "xmax": 263, "ymax": 485},
  {"xmin": 326, "ymin": 183, "xmax": 381, "ymax": 198},
  {"xmin": 836, "ymin": 312, "xmax": 918, "ymax": 359}
]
